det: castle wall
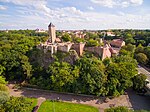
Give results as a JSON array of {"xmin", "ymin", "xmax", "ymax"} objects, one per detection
[
  {"xmin": 84, "ymin": 46, "xmax": 103, "ymax": 56},
  {"xmin": 57, "ymin": 43, "xmax": 73, "ymax": 52},
  {"xmin": 72, "ymin": 43, "xmax": 85, "ymax": 56},
  {"xmin": 101, "ymin": 47, "xmax": 111, "ymax": 60}
]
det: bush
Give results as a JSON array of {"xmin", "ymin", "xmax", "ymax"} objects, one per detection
[
  {"xmin": 0, "ymin": 91, "xmax": 9, "ymax": 104},
  {"xmin": 1, "ymin": 96, "xmax": 33, "ymax": 112},
  {"xmin": 0, "ymin": 84, "xmax": 9, "ymax": 92},
  {"xmin": 105, "ymin": 106, "xmax": 130, "ymax": 112}
]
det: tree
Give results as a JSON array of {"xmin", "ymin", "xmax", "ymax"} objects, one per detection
[
  {"xmin": 119, "ymin": 49, "xmax": 131, "ymax": 56},
  {"xmin": 74, "ymin": 37, "xmax": 85, "ymax": 43},
  {"xmin": 133, "ymin": 73, "xmax": 147, "ymax": 91},
  {"xmin": 144, "ymin": 47, "xmax": 150, "ymax": 66},
  {"xmin": 135, "ymin": 53, "xmax": 148, "ymax": 65},
  {"xmin": 105, "ymin": 56, "xmax": 138, "ymax": 96},
  {"xmin": 0, "ymin": 76, "xmax": 8, "ymax": 92},
  {"xmin": 135, "ymin": 44, "xmax": 144, "ymax": 53},
  {"xmin": 61, "ymin": 33, "xmax": 72, "ymax": 42},
  {"xmin": 113, "ymin": 55, "xmax": 138, "ymax": 67},
  {"xmin": 0, "ymin": 31, "xmax": 45, "ymax": 82},
  {"xmin": 0, "ymin": 65, "xmax": 5, "ymax": 75},
  {"xmin": 85, "ymin": 32, "xmax": 99, "ymax": 39},
  {"xmin": 76, "ymin": 57, "xmax": 107, "ymax": 96},
  {"xmin": 144, "ymin": 47, "xmax": 150, "ymax": 59},
  {"xmin": 124, "ymin": 33, "xmax": 135, "ymax": 44},
  {"xmin": 103, "ymin": 58, "xmax": 111, "ymax": 67},
  {"xmin": 47, "ymin": 62, "xmax": 79, "ymax": 91},
  {"xmin": 0, "ymin": 76, "xmax": 7, "ymax": 85},
  {"xmin": 86, "ymin": 39, "xmax": 99, "ymax": 47},
  {"xmin": 0, "ymin": 76, "xmax": 9, "ymax": 104},
  {"xmin": 137, "ymin": 40, "xmax": 146, "ymax": 46},
  {"xmin": 119, "ymin": 44, "xmax": 135, "ymax": 57},
  {"xmin": 125, "ymin": 38, "xmax": 135, "ymax": 44},
  {"xmin": 124, "ymin": 44, "xmax": 135, "ymax": 52}
]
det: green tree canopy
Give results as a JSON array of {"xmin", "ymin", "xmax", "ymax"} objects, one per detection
[
  {"xmin": 0, "ymin": 97, "xmax": 33, "ymax": 112},
  {"xmin": 135, "ymin": 53, "xmax": 148, "ymax": 65},
  {"xmin": 86, "ymin": 39, "xmax": 99, "ymax": 47},
  {"xmin": 47, "ymin": 62, "xmax": 79, "ymax": 91},
  {"xmin": 133, "ymin": 73, "xmax": 147, "ymax": 91},
  {"xmin": 135, "ymin": 44, "xmax": 144, "ymax": 53},
  {"xmin": 105, "ymin": 56, "xmax": 138, "ymax": 96},
  {"xmin": 76, "ymin": 57, "xmax": 107, "ymax": 96},
  {"xmin": 61, "ymin": 33, "xmax": 72, "ymax": 42}
]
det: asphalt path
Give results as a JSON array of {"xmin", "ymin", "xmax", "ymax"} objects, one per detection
[{"xmin": 137, "ymin": 65, "xmax": 150, "ymax": 81}]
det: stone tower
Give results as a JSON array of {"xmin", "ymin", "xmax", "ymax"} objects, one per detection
[{"xmin": 48, "ymin": 23, "xmax": 56, "ymax": 43}]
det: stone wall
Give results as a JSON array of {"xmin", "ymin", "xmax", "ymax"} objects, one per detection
[
  {"xmin": 57, "ymin": 43, "xmax": 73, "ymax": 52},
  {"xmin": 101, "ymin": 47, "xmax": 111, "ymax": 60},
  {"xmin": 84, "ymin": 46, "xmax": 103, "ymax": 56},
  {"xmin": 72, "ymin": 43, "xmax": 85, "ymax": 56}
]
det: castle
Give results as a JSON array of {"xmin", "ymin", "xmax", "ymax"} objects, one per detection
[
  {"xmin": 37, "ymin": 23, "xmax": 85, "ymax": 56},
  {"xmin": 37, "ymin": 23, "xmax": 125, "ymax": 60}
]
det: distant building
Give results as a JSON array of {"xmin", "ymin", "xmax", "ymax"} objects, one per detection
[
  {"xmin": 147, "ymin": 43, "xmax": 150, "ymax": 47},
  {"xmin": 35, "ymin": 28, "xmax": 46, "ymax": 33},
  {"xmin": 106, "ymin": 32, "xmax": 115, "ymax": 36},
  {"xmin": 74, "ymin": 31, "xmax": 86, "ymax": 38},
  {"xmin": 110, "ymin": 39, "xmax": 125, "ymax": 48},
  {"xmin": 101, "ymin": 31, "xmax": 115, "ymax": 37}
]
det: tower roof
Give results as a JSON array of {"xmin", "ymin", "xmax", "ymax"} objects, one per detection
[{"xmin": 48, "ymin": 23, "xmax": 55, "ymax": 27}]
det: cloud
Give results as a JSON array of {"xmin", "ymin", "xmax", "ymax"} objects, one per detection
[
  {"xmin": 0, "ymin": 0, "xmax": 149, "ymax": 30},
  {"xmin": 0, "ymin": 0, "xmax": 83, "ymax": 20},
  {"xmin": 0, "ymin": 0, "xmax": 51, "ymax": 15},
  {"xmin": 130, "ymin": 0, "xmax": 143, "ymax": 5},
  {"xmin": 0, "ymin": 5, "xmax": 7, "ymax": 10},
  {"xmin": 90, "ymin": 0, "xmax": 143, "ymax": 8},
  {"xmin": 91, "ymin": 0, "xmax": 115, "ymax": 8},
  {"xmin": 88, "ymin": 6, "xmax": 94, "ymax": 10}
]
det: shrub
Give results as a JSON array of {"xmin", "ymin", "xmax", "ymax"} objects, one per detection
[{"xmin": 105, "ymin": 106, "xmax": 130, "ymax": 112}]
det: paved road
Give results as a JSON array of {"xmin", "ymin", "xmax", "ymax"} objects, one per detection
[
  {"xmin": 127, "ymin": 88, "xmax": 150, "ymax": 110},
  {"xmin": 137, "ymin": 66, "xmax": 150, "ymax": 81}
]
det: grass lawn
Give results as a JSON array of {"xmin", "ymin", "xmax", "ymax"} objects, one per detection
[
  {"xmin": 26, "ymin": 97, "xmax": 38, "ymax": 109},
  {"xmin": 38, "ymin": 100, "xmax": 99, "ymax": 112}
]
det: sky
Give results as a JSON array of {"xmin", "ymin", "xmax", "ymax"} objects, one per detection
[{"xmin": 0, "ymin": 0, "xmax": 150, "ymax": 30}]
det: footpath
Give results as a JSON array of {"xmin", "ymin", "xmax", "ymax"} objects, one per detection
[{"xmin": 8, "ymin": 84, "xmax": 133, "ymax": 112}]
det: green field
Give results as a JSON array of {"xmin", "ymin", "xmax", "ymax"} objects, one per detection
[
  {"xmin": 38, "ymin": 100, "xmax": 99, "ymax": 112},
  {"xmin": 26, "ymin": 97, "xmax": 38, "ymax": 109}
]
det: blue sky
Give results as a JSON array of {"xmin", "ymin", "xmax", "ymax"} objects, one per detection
[{"xmin": 0, "ymin": 0, "xmax": 150, "ymax": 30}]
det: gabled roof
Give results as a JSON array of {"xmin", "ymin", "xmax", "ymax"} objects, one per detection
[
  {"xmin": 110, "ymin": 39, "xmax": 125, "ymax": 48},
  {"xmin": 48, "ymin": 23, "xmax": 55, "ymax": 27}
]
